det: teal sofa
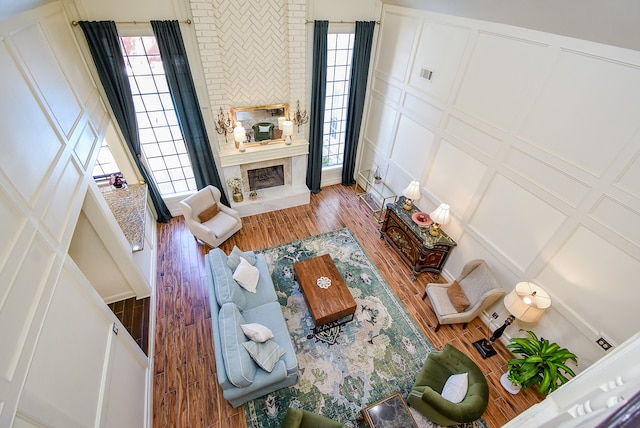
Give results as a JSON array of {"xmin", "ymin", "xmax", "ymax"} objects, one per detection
[
  {"xmin": 408, "ymin": 344, "xmax": 489, "ymax": 426},
  {"xmin": 206, "ymin": 248, "xmax": 298, "ymax": 407}
]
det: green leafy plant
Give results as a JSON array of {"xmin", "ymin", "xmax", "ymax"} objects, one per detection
[{"xmin": 506, "ymin": 329, "xmax": 577, "ymax": 395}]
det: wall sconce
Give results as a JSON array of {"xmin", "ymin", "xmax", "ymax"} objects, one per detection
[
  {"xmin": 214, "ymin": 107, "xmax": 233, "ymax": 142},
  {"xmin": 233, "ymin": 122, "xmax": 246, "ymax": 152},
  {"xmin": 292, "ymin": 100, "xmax": 308, "ymax": 132},
  {"xmin": 429, "ymin": 203, "xmax": 450, "ymax": 236},
  {"xmin": 282, "ymin": 120, "xmax": 294, "ymax": 145},
  {"xmin": 473, "ymin": 281, "xmax": 551, "ymax": 359},
  {"xmin": 402, "ymin": 181, "xmax": 421, "ymax": 210}
]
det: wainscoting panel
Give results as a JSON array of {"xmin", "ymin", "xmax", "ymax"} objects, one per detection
[
  {"xmin": 453, "ymin": 32, "xmax": 549, "ymax": 132},
  {"xmin": 537, "ymin": 226, "xmax": 640, "ymax": 341},
  {"xmin": 589, "ymin": 196, "xmax": 640, "ymax": 249},
  {"xmin": 468, "ymin": 174, "xmax": 567, "ymax": 271},
  {"xmin": 0, "ymin": 40, "xmax": 64, "ymax": 206},
  {"xmin": 371, "ymin": 76, "xmax": 402, "ymax": 104},
  {"xmin": 402, "ymin": 93, "xmax": 443, "ymax": 128},
  {"xmin": 390, "ymin": 114, "xmax": 436, "ymax": 180},
  {"xmin": 0, "ymin": 235, "xmax": 55, "ymax": 382},
  {"xmin": 426, "ymin": 139, "xmax": 488, "ymax": 213},
  {"xmin": 41, "ymin": 10, "xmax": 94, "ymax": 106},
  {"xmin": 517, "ymin": 49, "xmax": 640, "ymax": 177},
  {"xmin": 73, "ymin": 119, "xmax": 98, "ymax": 170},
  {"xmin": 503, "ymin": 147, "xmax": 591, "ymax": 208},
  {"xmin": 20, "ymin": 264, "xmax": 111, "ymax": 427},
  {"xmin": 41, "ymin": 159, "xmax": 84, "ymax": 244},
  {"xmin": 615, "ymin": 153, "xmax": 640, "ymax": 198},
  {"xmin": 443, "ymin": 115, "xmax": 503, "ymax": 158},
  {"xmin": 373, "ymin": 11, "xmax": 420, "ymax": 82},
  {"xmin": 10, "ymin": 20, "xmax": 82, "ymax": 139},
  {"xmin": 363, "ymin": 96, "xmax": 398, "ymax": 157},
  {"xmin": 408, "ymin": 19, "xmax": 470, "ymax": 103}
]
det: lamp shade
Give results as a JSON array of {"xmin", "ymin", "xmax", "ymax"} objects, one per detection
[
  {"xmin": 503, "ymin": 281, "xmax": 551, "ymax": 323},
  {"xmin": 430, "ymin": 203, "xmax": 450, "ymax": 225},
  {"xmin": 402, "ymin": 181, "xmax": 421, "ymax": 201},
  {"xmin": 233, "ymin": 122, "xmax": 245, "ymax": 143},
  {"xmin": 282, "ymin": 120, "xmax": 294, "ymax": 136}
]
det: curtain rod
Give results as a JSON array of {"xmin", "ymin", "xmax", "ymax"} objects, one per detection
[
  {"xmin": 72, "ymin": 19, "xmax": 192, "ymax": 26},
  {"xmin": 305, "ymin": 20, "xmax": 380, "ymax": 24}
]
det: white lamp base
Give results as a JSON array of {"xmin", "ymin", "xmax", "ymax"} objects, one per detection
[{"xmin": 500, "ymin": 372, "xmax": 521, "ymax": 394}]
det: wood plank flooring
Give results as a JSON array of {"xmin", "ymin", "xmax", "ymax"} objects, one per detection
[{"xmin": 152, "ymin": 184, "xmax": 543, "ymax": 427}]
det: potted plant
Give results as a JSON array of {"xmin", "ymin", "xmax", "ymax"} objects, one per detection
[
  {"xmin": 504, "ymin": 329, "xmax": 577, "ymax": 395},
  {"xmin": 249, "ymin": 190, "xmax": 258, "ymax": 201},
  {"xmin": 373, "ymin": 163, "xmax": 383, "ymax": 184},
  {"xmin": 226, "ymin": 177, "xmax": 244, "ymax": 202}
]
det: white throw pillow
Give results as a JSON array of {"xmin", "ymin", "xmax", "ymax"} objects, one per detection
[
  {"xmin": 241, "ymin": 323, "xmax": 274, "ymax": 343},
  {"xmin": 233, "ymin": 257, "xmax": 259, "ymax": 293},
  {"xmin": 441, "ymin": 372, "xmax": 468, "ymax": 403}
]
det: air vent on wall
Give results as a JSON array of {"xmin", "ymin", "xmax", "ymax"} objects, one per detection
[{"xmin": 420, "ymin": 68, "xmax": 433, "ymax": 81}]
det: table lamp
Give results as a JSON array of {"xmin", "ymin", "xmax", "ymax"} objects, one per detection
[
  {"xmin": 282, "ymin": 120, "xmax": 294, "ymax": 145},
  {"xmin": 473, "ymin": 281, "xmax": 551, "ymax": 358},
  {"xmin": 429, "ymin": 203, "xmax": 450, "ymax": 236},
  {"xmin": 402, "ymin": 181, "xmax": 421, "ymax": 210},
  {"xmin": 233, "ymin": 122, "xmax": 246, "ymax": 152}
]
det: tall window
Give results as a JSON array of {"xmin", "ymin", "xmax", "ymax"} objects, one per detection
[
  {"xmin": 120, "ymin": 36, "xmax": 196, "ymax": 196},
  {"xmin": 322, "ymin": 33, "xmax": 354, "ymax": 168}
]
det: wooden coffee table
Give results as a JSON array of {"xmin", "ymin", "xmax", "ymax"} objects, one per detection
[{"xmin": 293, "ymin": 254, "xmax": 357, "ymax": 329}]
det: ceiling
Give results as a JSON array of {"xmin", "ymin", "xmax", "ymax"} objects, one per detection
[{"xmin": 381, "ymin": 0, "xmax": 640, "ymax": 52}]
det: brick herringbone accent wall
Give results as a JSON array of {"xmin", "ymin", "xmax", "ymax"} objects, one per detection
[{"xmin": 190, "ymin": 0, "xmax": 307, "ymax": 149}]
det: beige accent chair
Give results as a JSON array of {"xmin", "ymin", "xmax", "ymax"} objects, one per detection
[
  {"xmin": 179, "ymin": 185, "xmax": 242, "ymax": 248},
  {"xmin": 423, "ymin": 259, "xmax": 504, "ymax": 332}
]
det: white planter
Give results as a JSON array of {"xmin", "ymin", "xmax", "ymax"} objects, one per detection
[{"xmin": 501, "ymin": 372, "xmax": 522, "ymax": 395}]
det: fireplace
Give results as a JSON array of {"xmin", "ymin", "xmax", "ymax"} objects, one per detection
[
  {"xmin": 247, "ymin": 165, "xmax": 284, "ymax": 190},
  {"xmin": 240, "ymin": 157, "xmax": 291, "ymax": 192},
  {"xmin": 220, "ymin": 139, "xmax": 310, "ymax": 216}
]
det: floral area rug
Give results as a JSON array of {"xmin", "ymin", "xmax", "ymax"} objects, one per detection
[{"xmin": 244, "ymin": 228, "xmax": 487, "ymax": 428}]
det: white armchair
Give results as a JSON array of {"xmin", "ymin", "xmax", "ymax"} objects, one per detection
[
  {"xmin": 179, "ymin": 185, "xmax": 242, "ymax": 248},
  {"xmin": 423, "ymin": 259, "xmax": 505, "ymax": 332}
]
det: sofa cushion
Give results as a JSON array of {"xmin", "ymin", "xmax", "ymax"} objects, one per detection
[
  {"xmin": 233, "ymin": 258, "xmax": 260, "ymax": 293},
  {"xmin": 198, "ymin": 203, "xmax": 219, "ymax": 222},
  {"xmin": 441, "ymin": 372, "xmax": 468, "ymax": 403},
  {"xmin": 219, "ymin": 303, "xmax": 257, "ymax": 387},
  {"xmin": 241, "ymin": 323, "xmax": 274, "ymax": 342},
  {"xmin": 227, "ymin": 246, "xmax": 257, "ymax": 271},
  {"xmin": 243, "ymin": 339, "xmax": 286, "ymax": 373},
  {"xmin": 447, "ymin": 280, "xmax": 470, "ymax": 312},
  {"xmin": 209, "ymin": 248, "xmax": 246, "ymax": 308}
]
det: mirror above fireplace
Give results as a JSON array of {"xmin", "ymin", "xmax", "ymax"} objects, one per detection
[{"xmin": 230, "ymin": 103, "xmax": 290, "ymax": 146}]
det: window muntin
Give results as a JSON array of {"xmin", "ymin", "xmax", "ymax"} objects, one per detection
[
  {"xmin": 322, "ymin": 33, "xmax": 354, "ymax": 168},
  {"xmin": 120, "ymin": 36, "xmax": 196, "ymax": 196}
]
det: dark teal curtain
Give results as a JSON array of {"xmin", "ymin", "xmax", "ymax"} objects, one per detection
[
  {"xmin": 79, "ymin": 21, "xmax": 172, "ymax": 222},
  {"xmin": 306, "ymin": 20, "xmax": 328, "ymax": 194},
  {"xmin": 151, "ymin": 20, "xmax": 228, "ymax": 205},
  {"xmin": 342, "ymin": 21, "xmax": 376, "ymax": 186}
]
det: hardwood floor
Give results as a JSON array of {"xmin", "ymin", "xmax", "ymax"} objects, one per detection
[{"xmin": 152, "ymin": 184, "xmax": 543, "ymax": 427}]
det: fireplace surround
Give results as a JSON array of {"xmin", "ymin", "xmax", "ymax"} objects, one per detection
[{"xmin": 219, "ymin": 138, "xmax": 310, "ymax": 216}]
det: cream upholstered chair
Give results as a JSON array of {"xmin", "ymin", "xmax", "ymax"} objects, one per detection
[
  {"xmin": 423, "ymin": 259, "xmax": 504, "ymax": 332},
  {"xmin": 179, "ymin": 185, "xmax": 242, "ymax": 248}
]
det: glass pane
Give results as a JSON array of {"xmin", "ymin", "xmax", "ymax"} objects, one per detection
[
  {"xmin": 121, "ymin": 35, "xmax": 195, "ymax": 197},
  {"xmin": 141, "ymin": 94, "xmax": 163, "ymax": 110}
]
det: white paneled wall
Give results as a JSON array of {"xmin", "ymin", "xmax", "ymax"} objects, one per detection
[
  {"xmin": 361, "ymin": 5, "xmax": 640, "ymax": 371},
  {"xmin": 0, "ymin": 3, "xmax": 152, "ymax": 426}
]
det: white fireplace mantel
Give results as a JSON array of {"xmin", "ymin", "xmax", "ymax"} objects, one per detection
[
  {"xmin": 219, "ymin": 137, "xmax": 310, "ymax": 217},
  {"xmin": 219, "ymin": 138, "xmax": 309, "ymax": 167}
]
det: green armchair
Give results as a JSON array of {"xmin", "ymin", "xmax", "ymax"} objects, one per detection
[
  {"xmin": 407, "ymin": 344, "xmax": 489, "ymax": 426},
  {"xmin": 252, "ymin": 122, "xmax": 275, "ymax": 141},
  {"xmin": 280, "ymin": 407, "xmax": 347, "ymax": 428}
]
